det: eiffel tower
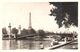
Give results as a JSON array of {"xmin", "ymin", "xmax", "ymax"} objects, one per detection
[{"xmin": 28, "ymin": 12, "xmax": 36, "ymax": 34}]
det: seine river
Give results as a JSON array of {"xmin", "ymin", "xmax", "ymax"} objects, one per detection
[
  {"xmin": 2, "ymin": 40, "xmax": 51, "ymax": 50},
  {"xmin": 2, "ymin": 40, "xmax": 78, "ymax": 50}
]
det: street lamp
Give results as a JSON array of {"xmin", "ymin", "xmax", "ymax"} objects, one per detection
[
  {"xmin": 18, "ymin": 25, "xmax": 21, "ymax": 35},
  {"xmin": 8, "ymin": 23, "xmax": 11, "ymax": 39}
]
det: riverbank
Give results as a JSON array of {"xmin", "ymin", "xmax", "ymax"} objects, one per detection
[
  {"xmin": 44, "ymin": 39, "xmax": 78, "ymax": 50},
  {"xmin": 2, "ymin": 37, "xmax": 51, "ymax": 41}
]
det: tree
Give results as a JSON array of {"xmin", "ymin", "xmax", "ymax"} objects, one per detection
[
  {"xmin": 37, "ymin": 30, "xmax": 46, "ymax": 37},
  {"xmin": 21, "ymin": 28, "xmax": 28, "ymax": 35},
  {"xmin": 2, "ymin": 27, "xmax": 7, "ymax": 34},
  {"xmin": 28, "ymin": 28, "xmax": 36, "ymax": 34},
  {"xmin": 2, "ymin": 27, "xmax": 8, "ymax": 38},
  {"xmin": 49, "ymin": 2, "xmax": 78, "ymax": 28},
  {"xmin": 11, "ymin": 28, "xmax": 18, "ymax": 38}
]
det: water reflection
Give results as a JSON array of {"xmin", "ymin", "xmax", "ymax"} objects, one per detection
[
  {"xmin": 2, "ymin": 40, "xmax": 78, "ymax": 50},
  {"xmin": 2, "ymin": 40, "xmax": 51, "ymax": 50}
]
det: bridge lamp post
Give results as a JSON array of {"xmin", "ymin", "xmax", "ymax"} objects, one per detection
[
  {"xmin": 8, "ymin": 23, "xmax": 11, "ymax": 39},
  {"xmin": 18, "ymin": 25, "xmax": 21, "ymax": 35}
]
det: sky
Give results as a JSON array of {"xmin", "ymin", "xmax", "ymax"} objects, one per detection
[{"xmin": 0, "ymin": 2, "xmax": 78, "ymax": 33}]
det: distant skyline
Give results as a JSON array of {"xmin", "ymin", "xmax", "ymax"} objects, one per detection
[{"xmin": 0, "ymin": 2, "xmax": 78, "ymax": 33}]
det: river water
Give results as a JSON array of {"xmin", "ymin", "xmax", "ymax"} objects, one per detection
[
  {"xmin": 2, "ymin": 40, "xmax": 78, "ymax": 50},
  {"xmin": 2, "ymin": 40, "xmax": 51, "ymax": 50}
]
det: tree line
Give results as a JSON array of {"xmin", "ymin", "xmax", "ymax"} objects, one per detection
[{"xmin": 2, "ymin": 27, "xmax": 46, "ymax": 38}]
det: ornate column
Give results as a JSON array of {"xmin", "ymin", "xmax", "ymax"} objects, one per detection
[{"xmin": 8, "ymin": 23, "xmax": 11, "ymax": 39}]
